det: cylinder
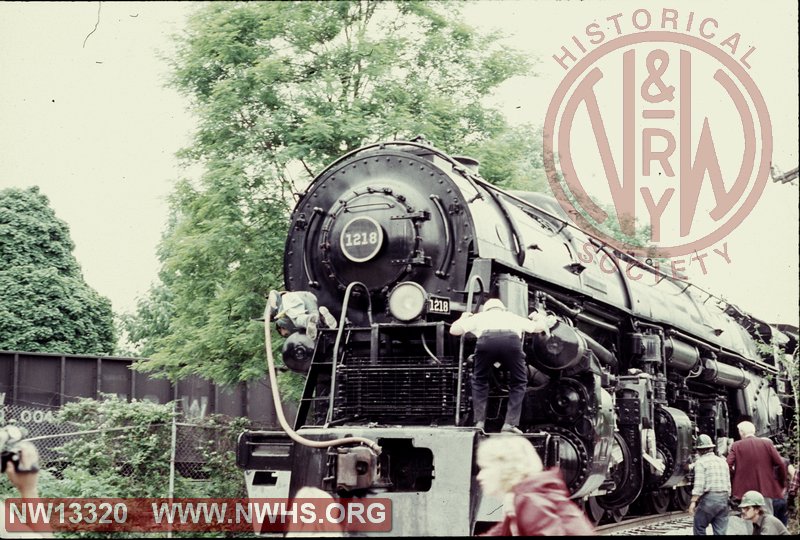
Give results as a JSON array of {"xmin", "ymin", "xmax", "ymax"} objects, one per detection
[
  {"xmin": 664, "ymin": 338, "xmax": 700, "ymax": 371},
  {"xmin": 699, "ymin": 359, "xmax": 750, "ymax": 389},
  {"xmin": 531, "ymin": 321, "xmax": 586, "ymax": 371}
]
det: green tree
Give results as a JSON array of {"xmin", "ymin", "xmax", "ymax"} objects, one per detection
[
  {"xmin": 127, "ymin": 1, "xmax": 535, "ymax": 387},
  {"xmin": 43, "ymin": 397, "xmax": 246, "ymax": 499},
  {"xmin": 0, "ymin": 186, "xmax": 115, "ymax": 355},
  {"xmin": 596, "ymin": 205, "xmax": 666, "ymax": 261},
  {"xmin": 50, "ymin": 396, "xmax": 183, "ymax": 499},
  {"xmin": 466, "ymin": 124, "xmax": 549, "ymax": 193}
]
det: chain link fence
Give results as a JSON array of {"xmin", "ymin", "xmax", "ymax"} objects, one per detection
[
  {"xmin": 1, "ymin": 400, "xmax": 248, "ymax": 496},
  {"xmin": 0, "ymin": 351, "xmax": 289, "ymax": 500}
]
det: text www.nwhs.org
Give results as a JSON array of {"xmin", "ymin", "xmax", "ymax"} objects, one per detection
[{"xmin": 4, "ymin": 498, "xmax": 392, "ymax": 532}]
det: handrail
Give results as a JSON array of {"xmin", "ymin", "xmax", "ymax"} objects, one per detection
[
  {"xmin": 301, "ymin": 208, "xmax": 323, "ymax": 288},
  {"xmin": 476, "ymin": 177, "xmax": 735, "ymax": 309},
  {"xmin": 482, "ymin": 187, "xmax": 526, "ymax": 266},
  {"xmin": 325, "ymin": 282, "xmax": 372, "ymax": 425},
  {"xmin": 430, "ymin": 194, "xmax": 454, "ymax": 277},
  {"xmin": 455, "ymin": 275, "xmax": 485, "ymax": 425}
]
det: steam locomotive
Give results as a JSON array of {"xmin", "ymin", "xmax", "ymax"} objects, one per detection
[{"xmin": 237, "ymin": 139, "xmax": 797, "ymax": 534}]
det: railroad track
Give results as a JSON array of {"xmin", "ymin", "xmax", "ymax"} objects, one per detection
[
  {"xmin": 596, "ymin": 510, "xmax": 757, "ymax": 535},
  {"xmin": 596, "ymin": 510, "xmax": 691, "ymax": 535}
]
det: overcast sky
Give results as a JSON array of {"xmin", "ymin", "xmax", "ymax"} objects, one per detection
[{"xmin": 1, "ymin": 1, "xmax": 797, "ymax": 326}]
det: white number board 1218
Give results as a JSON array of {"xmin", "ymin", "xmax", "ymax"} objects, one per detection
[{"xmin": 427, "ymin": 296, "xmax": 450, "ymax": 315}]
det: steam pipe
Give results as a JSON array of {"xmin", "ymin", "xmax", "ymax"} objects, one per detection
[
  {"xmin": 577, "ymin": 330, "xmax": 618, "ymax": 370},
  {"xmin": 543, "ymin": 293, "xmax": 619, "ymax": 333},
  {"xmin": 667, "ymin": 329, "xmax": 777, "ymax": 374}
]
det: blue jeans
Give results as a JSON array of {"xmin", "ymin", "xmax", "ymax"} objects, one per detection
[
  {"xmin": 693, "ymin": 492, "xmax": 729, "ymax": 535},
  {"xmin": 471, "ymin": 331, "xmax": 527, "ymax": 426},
  {"xmin": 772, "ymin": 497, "xmax": 788, "ymax": 525}
]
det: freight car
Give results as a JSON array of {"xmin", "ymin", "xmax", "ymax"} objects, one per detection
[{"xmin": 237, "ymin": 139, "xmax": 797, "ymax": 534}]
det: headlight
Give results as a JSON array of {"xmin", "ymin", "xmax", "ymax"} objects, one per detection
[{"xmin": 388, "ymin": 282, "xmax": 427, "ymax": 322}]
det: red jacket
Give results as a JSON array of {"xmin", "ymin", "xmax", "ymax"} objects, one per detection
[
  {"xmin": 726, "ymin": 435, "xmax": 787, "ymax": 499},
  {"xmin": 483, "ymin": 469, "xmax": 595, "ymax": 536}
]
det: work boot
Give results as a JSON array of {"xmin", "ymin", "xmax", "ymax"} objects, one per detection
[
  {"xmin": 319, "ymin": 306, "xmax": 337, "ymax": 329},
  {"xmin": 501, "ymin": 424, "xmax": 523, "ymax": 435},
  {"xmin": 268, "ymin": 290, "xmax": 281, "ymax": 318},
  {"xmin": 307, "ymin": 314, "xmax": 319, "ymax": 341}
]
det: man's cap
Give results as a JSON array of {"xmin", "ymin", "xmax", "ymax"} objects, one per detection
[
  {"xmin": 738, "ymin": 490, "xmax": 765, "ymax": 508},
  {"xmin": 483, "ymin": 299, "xmax": 505, "ymax": 312},
  {"xmin": 696, "ymin": 434, "xmax": 715, "ymax": 449}
]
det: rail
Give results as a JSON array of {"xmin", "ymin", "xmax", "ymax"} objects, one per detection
[{"xmin": 595, "ymin": 510, "xmax": 690, "ymax": 535}]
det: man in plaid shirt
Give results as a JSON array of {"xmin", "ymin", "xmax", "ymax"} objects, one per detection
[
  {"xmin": 788, "ymin": 463, "xmax": 799, "ymax": 516},
  {"xmin": 689, "ymin": 434, "xmax": 732, "ymax": 535}
]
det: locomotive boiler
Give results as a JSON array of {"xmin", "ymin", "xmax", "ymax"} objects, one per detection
[{"xmin": 237, "ymin": 139, "xmax": 797, "ymax": 534}]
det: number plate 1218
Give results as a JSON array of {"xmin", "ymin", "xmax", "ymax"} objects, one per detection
[{"xmin": 428, "ymin": 296, "xmax": 450, "ymax": 314}]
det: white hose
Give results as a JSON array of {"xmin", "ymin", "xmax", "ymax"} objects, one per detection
[{"xmin": 263, "ymin": 303, "xmax": 381, "ymax": 455}]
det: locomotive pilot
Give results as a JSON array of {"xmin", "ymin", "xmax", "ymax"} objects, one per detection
[{"xmin": 449, "ymin": 298, "xmax": 549, "ymax": 434}]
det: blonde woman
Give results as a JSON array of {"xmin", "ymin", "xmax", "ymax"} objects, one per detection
[{"xmin": 476, "ymin": 435, "xmax": 594, "ymax": 536}]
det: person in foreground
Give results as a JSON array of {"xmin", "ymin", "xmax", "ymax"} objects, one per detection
[
  {"xmin": 738, "ymin": 490, "xmax": 789, "ymax": 535},
  {"xmin": 727, "ymin": 421, "xmax": 787, "ymax": 514},
  {"xmin": 689, "ymin": 433, "xmax": 731, "ymax": 535},
  {"xmin": 1, "ymin": 439, "xmax": 53, "ymax": 538},
  {"xmin": 285, "ymin": 486, "xmax": 343, "ymax": 537},
  {"xmin": 476, "ymin": 434, "xmax": 594, "ymax": 536}
]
